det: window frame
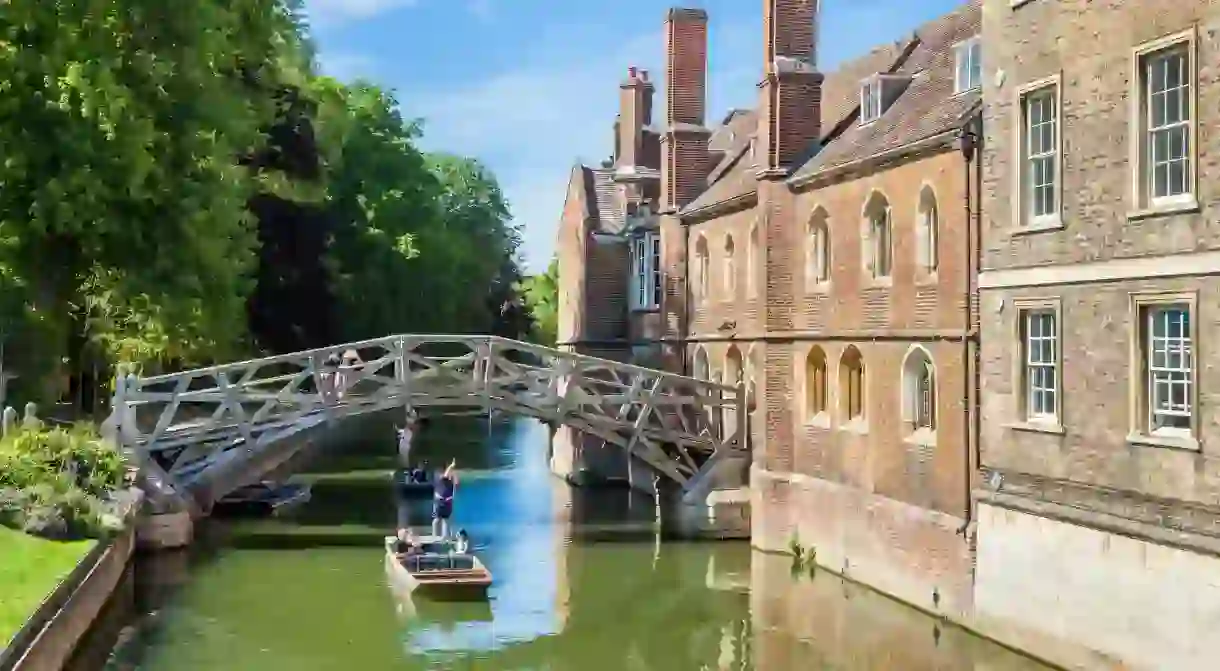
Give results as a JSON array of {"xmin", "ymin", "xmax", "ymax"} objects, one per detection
[
  {"xmin": 806, "ymin": 209, "xmax": 830, "ymax": 291},
  {"xmin": 803, "ymin": 346, "xmax": 829, "ymax": 427},
  {"xmin": 1127, "ymin": 291, "xmax": 1200, "ymax": 451},
  {"xmin": 747, "ymin": 223, "xmax": 761, "ymax": 299},
  {"xmin": 953, "ymin": 36, "xmax": 982, "ymax": 94},
  {"xmin": 837, "ymin": 347, "xmax": 867, "ymax": 432},
  {"xmin": 722, "ymin": 235, "xmax": 736, "ymax": 302},
  {"xmin": 860, "ymin": 76, "xmax": 882, "ymax": 124},
  {"xmin": 901, "ymin": 345, "xmax": 937, "ymax": 443},
  {"xmin": 1129, "ymin": 28, "xmax": 1198, "ymax": 214},
  {"xmin": 1014, "ymin": 75, "xmax": 1063, "ymax": 231},
  {"xmin": 870, "ymin": 205, "xmax": 892, "ymax": 280},
  {"xmin": 629, "ymin": 230, "xmax": 662, "ymax": 311},
  {"xmin": 1009, "ymin": 297, "xmax": 1064, "ymax": 433},
  {"xmin": 693, "ymin": 237, "xmax": 710, "ymax": 304},
  {"xmin": 915, "ymin": 186, "xmax": 939, "ymax": 280}
]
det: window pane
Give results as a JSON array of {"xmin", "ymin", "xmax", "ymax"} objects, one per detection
[
  {"xmin": 1023, "ymin": 311, "xmax": 1058, "ymax": 419},
  {"xmin": 1146, "ymin": 305, "xmax": 1192, "ymax": 432}
]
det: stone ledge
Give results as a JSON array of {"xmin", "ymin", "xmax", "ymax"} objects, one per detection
[
  {"xmin": 0, "ymin": 488, "xmax": 142, "ymax": 671},
  {"xmin": 980, "ymin": 467, "xmax": 1220, "ymax": 552}
]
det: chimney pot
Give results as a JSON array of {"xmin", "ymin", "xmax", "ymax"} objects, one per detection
[{"xmin": 629, "ymin": 66, "xmax": 638, "ymax": 78}]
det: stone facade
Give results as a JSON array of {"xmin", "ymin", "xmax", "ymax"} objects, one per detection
[
  {"xmin": 975, "ymin": 1, "xmax": 1220, "ymax": 667},
  {"xmin": 557, "ymin": 0, "xmax": 986, "ymax": 605},
  {"xmin": 555, "ymin": 0, "xmax": 1220, "ymax": 666}
]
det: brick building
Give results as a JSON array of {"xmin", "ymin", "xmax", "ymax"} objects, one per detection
[
  {"xmin": 557, "ymin": 0, "xmax": 985, "ymax": 602},
  {"xmin": 973, "ymin": 1, "xmax": 1220, "ymax": 667}
]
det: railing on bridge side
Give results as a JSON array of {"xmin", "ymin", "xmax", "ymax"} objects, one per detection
[{"xmin": 103, "ymin": 335, "xmax": 747, "ymax": 508}]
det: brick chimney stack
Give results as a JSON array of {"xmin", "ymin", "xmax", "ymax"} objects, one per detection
[
  {"xmin": 617, "ymin": 67, "xmax": 655, "ymax": 169},
  {"xmin": 758, "ymin": 0, "xmax": 824, "ymax": 174},
  {"xmin": 660, "ymin": 7, "xmax": 712, "ymax": 213}
]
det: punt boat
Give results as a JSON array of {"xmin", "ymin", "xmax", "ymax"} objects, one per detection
[
  {"xmin": 383, "ymin": 534, "xmax": 492, "ymax": 601},
  {"xmin": 392, "ymin": 468, "xmax": 437, "ymax": 500},
  {"xmin": 212, "ymin": 481, "xmax": 312, "ymax": 518}
]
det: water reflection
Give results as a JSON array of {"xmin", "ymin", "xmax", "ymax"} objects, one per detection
[{"xmin": 84, "ymin": 415, "xmax": 1046, "ymax": 670}]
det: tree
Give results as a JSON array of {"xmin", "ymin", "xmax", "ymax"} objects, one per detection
[
  {"xmin": 0, "ymin": 0, "xmax": 311, "ymax": 403},
  {"xmin": 0, "ymin": 0, "xmax": 534, "ymax": 409},
  {"xmin": 519, "ymin": 258, "xmax": 559, "ymax": 346}
]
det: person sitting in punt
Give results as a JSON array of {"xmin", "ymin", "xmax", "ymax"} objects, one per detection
[
  {"xmin": 454, "ymin": 529, "xmax": 470, "ymax": 554},
  {"xmin": 392, "ymin": 528, "xmax": 421, "ymax": 557}
]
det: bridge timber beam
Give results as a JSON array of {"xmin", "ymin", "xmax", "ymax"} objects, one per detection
[{"xmin": 103, "ymin": 335, "xmax": 748, "ymax": 532}]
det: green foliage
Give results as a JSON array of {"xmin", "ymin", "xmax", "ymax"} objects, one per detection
[
  {"xmin": 0, "ymin": 424, "xmax": 127, "ymax": 539},
  {"xmin": 0, "ymin": 0, "xmax": 530, "ymax": 408},
  {"xmin": 318, "ymin": 80, "xmax": 525, "ymax": 339},
  {"xmin": 520, "ymin": 258, "xmax": 559, "ymax": 346}
]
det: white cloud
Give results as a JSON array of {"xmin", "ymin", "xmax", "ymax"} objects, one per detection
[
  {"xmin": 305, "ymin": 0, "xmax": 418, "ymax": 27},
  {"xmin": 403, "ymin": 24, "xmax": 758, "ymax": 271}
]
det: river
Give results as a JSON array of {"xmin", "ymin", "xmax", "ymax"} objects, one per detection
[{"xmin": 67, "ymin": 414, "xmax": 1050, "ymax": 670}]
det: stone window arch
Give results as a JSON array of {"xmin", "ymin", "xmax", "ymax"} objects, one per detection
[
  {"xmin": 839, "ymin": 345, "xmax": 866, "ymax": 423},
  {"xmin": 694, "ymin": 235, "xmax": 710, "ymax": 303},
  {"xmin": 693, "ymin": 346, "xmax": 710, "ymax": 380},
  {"xmin": 862, "ymin": 190, "xmax": 892, "ymax": 279},
  {"xmin": 806, "ymin": 206, "xmax": 830, "ymax": 288},
  {"xmin": 723, "ymin": 234, "xmax": 736, "ymax": 298},
  {"xmin": 747, "ymin": 222, "xmax": 761, "ymax": 298},
  {"xmin": 745, "ymin": 345, "xmax": 761, "ymax": 413},
  {"xmin": 725, "ymin": 345, "xmax": 744, "ymax": 388},
  {"xmin": 723, "ymin": 345, "xmax": 745, "ymax": 442},
  {"xmin": 917, "ymin": 184, "xmax": 939, "ymax": 276},
  {"xmin": 902, "ymin": 345, "xmax": 937, "ymax": 437},
  {"xmin": 804, "ymin": 346, "xmax": 828, "ymax": 419}
]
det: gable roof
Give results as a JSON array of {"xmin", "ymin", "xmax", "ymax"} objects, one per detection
[
  {"xmin": 681, "ymin": 0, "xmax": 980, "ymax": 216},
  {"xmin": 681, "ymin": 38, "xmax": 911, "ymax": 216},
  {"xmin": 567, "ymin": 164, "xmax": 626, "ymax": 235},
  {"xmin": 789, "ymin": 0, "xmax": 981, "ymax": 183}
]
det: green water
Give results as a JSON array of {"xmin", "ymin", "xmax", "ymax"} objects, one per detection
[{"xmin": 83, "ymin": 415, "xmax": 1049, "ymax": 670}]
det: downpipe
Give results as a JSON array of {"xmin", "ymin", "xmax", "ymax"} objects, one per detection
[{"xmin": 955, "ymin": 120, "xmax": 980, "ymax": 539}]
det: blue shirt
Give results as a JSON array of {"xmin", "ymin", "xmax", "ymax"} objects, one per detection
[{"xmin": 435, "ymin": 476, "xmax": 455, "ymax": 500}]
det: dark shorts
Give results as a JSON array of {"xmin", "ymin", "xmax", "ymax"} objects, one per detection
[{"xmin": 433, "ymin": 498, "xmax": 453, "ymax": 520}]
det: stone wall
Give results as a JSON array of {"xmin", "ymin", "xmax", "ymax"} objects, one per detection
[{"xmin": 973, "ymin": 502, "xmax": 1220, "ymax": 670}]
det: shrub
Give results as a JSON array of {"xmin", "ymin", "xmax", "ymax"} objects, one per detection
[{"xmin": 0, "ymin": 423, "xmax": 128, "ymax": 539}]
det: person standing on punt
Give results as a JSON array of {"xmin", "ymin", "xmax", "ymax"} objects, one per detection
[{"xmin": 432, "ymin": 459, "xmax": 458, "ymax": 540}]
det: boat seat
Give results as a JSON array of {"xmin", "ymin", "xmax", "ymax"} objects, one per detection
[{"xmin": 407, "ymin": 555, "xmax": 476, "ymax": 572}]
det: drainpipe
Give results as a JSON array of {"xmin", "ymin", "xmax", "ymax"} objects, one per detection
[
  {"xmin": 955, "ymin": 120, "xmax": 979, "ymax": 534},
  {"xmin": 681, "ymin": 219, "xmax": 691, "ymax": 376}
]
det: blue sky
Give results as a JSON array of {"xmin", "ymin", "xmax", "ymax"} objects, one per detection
[{"xmin": 305, "ymin": 0, "xmax": 967, "ymax": 272}]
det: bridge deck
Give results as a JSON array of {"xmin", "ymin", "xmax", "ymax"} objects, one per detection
[{"xmin": 104, "ymin": 335, "xmax": 747, "ymax": 508}]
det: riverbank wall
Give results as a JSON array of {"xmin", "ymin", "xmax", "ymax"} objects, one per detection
[
  {"xmin": 752, "ymin": 465, "xmax": 1220, "ymax": 670},
  {"xmin": 0, "ymin": 490, "xmax": 142, "ymax": 671}
]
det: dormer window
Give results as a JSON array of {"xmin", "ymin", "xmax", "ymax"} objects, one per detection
[
  {"xmin": 954, "ymin": 36, "xmax": 982, "ymax": 93},
  {"xmin": 860, "ymin": 78, "xmax": 882, "ymax": 124}
]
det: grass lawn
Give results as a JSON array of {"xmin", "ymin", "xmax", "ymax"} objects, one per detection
[{"xmin": 0, "ymin": 527, "xmax": 96, "ymax": 647}]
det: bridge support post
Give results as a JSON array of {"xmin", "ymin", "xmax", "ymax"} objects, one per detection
[
  {"xmin": 104, "ymin": 372, "xmax": 196, "ymax": 550},
  {"xmin": 550, "ymin": 425, "xmax": 625, "ymax": 487},
  {"xmin": 663, "ymin": 449, "xmax": 752, "ymax": 539}
]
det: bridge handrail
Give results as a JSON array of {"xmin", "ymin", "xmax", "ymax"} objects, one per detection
[{"xmin": 132, "ymin": 334, "xmax": 740, "ymax": 395}]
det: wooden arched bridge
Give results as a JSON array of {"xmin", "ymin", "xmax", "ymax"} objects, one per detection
[{"xmin": 101, "ymin": 335, "xmax": 748, "ymax": 529}]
